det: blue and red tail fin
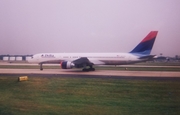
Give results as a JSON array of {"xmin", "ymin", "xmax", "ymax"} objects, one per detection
[{"xmin": 130, "ymin": 31, "xmax": 158, "ymax": 55}]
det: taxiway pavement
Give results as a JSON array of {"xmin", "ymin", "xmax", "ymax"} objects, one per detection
[{"xmin": 0, "ymin": 68, "xmax": 180, "ymax": 77}]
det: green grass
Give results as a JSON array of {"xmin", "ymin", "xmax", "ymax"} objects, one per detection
[{"xmin": 0, "ymin": 75, "xmax": 180, "ymax": 115}]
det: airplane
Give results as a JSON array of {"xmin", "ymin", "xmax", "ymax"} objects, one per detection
[{"xmin": 28, "ymin": 31, "xmax": 158, "ymax": 71}]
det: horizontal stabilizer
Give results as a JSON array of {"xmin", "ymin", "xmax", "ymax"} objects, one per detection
[{"xmin": 138, "ymin": 55, "xmax": 156, "ymax": 59}]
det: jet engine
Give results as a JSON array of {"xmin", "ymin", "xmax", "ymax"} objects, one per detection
[{"xmin": 61, "ymin": 61, "xmax": 75, "ymax": 69}]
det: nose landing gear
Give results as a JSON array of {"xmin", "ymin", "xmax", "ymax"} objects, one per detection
[{"xmin": 39, "ymin": 63, "xmax": 43, "ymax": 70}]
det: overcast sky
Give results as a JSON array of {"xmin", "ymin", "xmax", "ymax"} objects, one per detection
[{"xmin": 0, "ymin": 0, "xmax": 180, "ymax": 56}]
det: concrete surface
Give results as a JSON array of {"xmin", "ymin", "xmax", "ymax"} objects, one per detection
[{"xmin": 0, "ymin": 69, "xmax": 180, "ymax": 77}]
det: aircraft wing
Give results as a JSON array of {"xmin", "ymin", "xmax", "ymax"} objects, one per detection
[
  {"xmin": 88, "ymin": 60, "xmax": 105, "ymax": 65},
  {"xmin": 72, "ymin": 57, "xmax": 105, "ymax": 66},
  {"xmin": 72, "ymin": 57, "xmax": 91, "ymax": 65}
]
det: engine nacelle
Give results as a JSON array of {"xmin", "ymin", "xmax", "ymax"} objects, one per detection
[{"xmin": 61, "ymin": 61, "xmax": 75, "ymax": 69}]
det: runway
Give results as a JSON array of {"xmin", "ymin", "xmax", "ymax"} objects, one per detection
[
  {"xmin": 0, "ymin": 62, "xmax": 180, "ymax": 77},
  {"xmin": 1, "ymin": 62, "xmax": 180, "ymax": 68},
  {"xmin": 0, "ymin": 68, "xmax": 180, "ymax": 77}
]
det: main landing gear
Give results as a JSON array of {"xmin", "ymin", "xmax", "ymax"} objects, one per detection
[{"xmin": 82, "ymin": 65, "xmax": 95, "ymax": 72}]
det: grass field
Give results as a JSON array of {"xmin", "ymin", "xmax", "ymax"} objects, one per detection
[{"xmin": 0, "ymin": 75, "xmax": 180, "ymax": 115}]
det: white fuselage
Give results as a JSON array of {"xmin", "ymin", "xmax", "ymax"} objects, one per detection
[{"xmin": 28, "ymin": 53, "xmax": 146, "ymax": 65}]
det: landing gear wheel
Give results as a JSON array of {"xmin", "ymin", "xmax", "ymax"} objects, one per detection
[
  {"xmin": 89, "ymin": 65, "xmax": 95, "ymax": 71},
  {"xmin": 82, "ymin": 68, "xmax": 89, "ymax": 72},
  {"xmin": 82, "ymin": 68, "xmax": 95, "ymax": 72},
  {"xmin": 40, "ymin": 64, "xmax": 43, "ymax": 71},
  {"xmin": 89, "ymin": 68, "xmax": 95, "ymax": 71}
]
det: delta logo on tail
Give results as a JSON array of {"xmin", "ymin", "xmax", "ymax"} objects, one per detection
[{"xmin": 28, "ymin": 31, "xmax": 158, "ymax": 71}]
